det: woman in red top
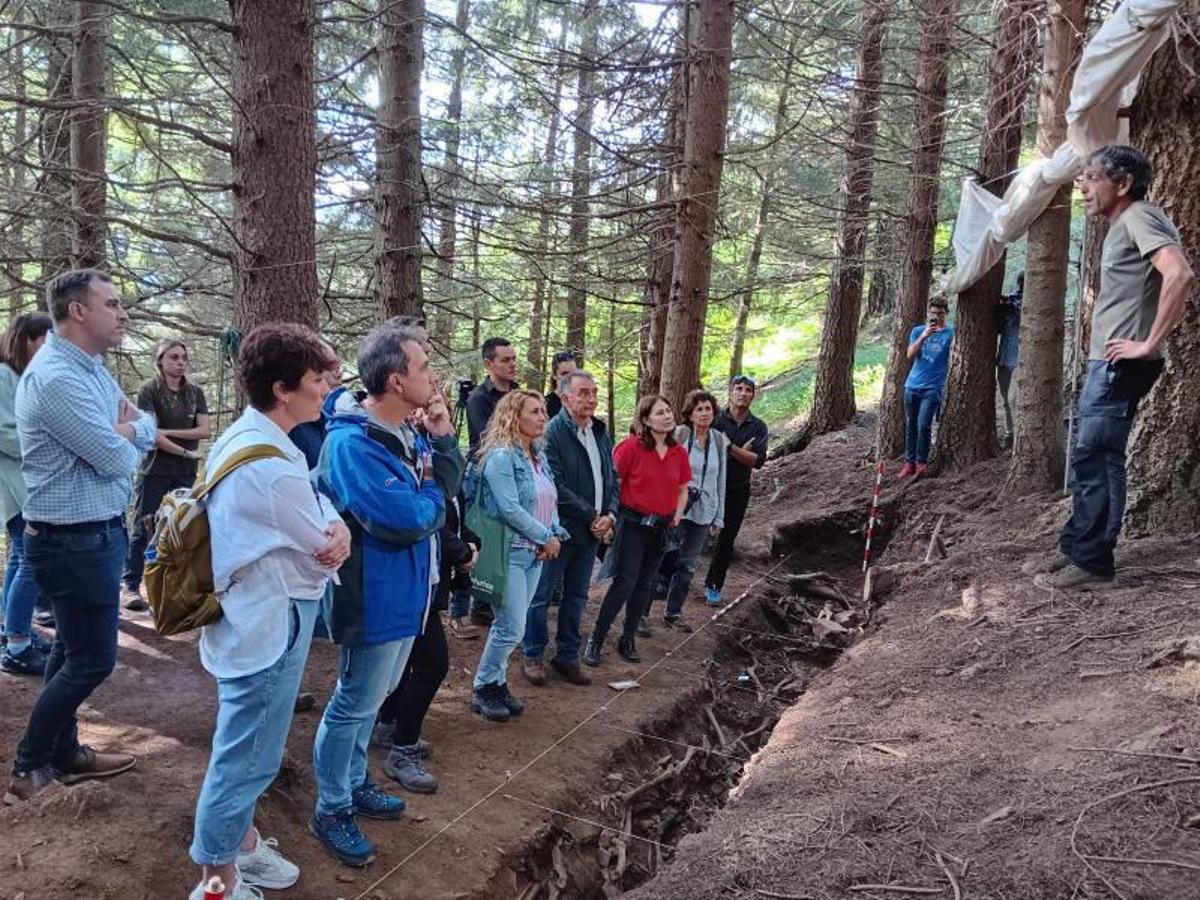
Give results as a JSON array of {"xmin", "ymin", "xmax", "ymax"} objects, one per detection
[{"xmin": 584, "ymin": 395, "xmax": 690, "ymax": 665}]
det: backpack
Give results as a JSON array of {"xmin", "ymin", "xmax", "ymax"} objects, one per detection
[{"xmin": 144, "ymin": 443, "xmax": 287, "ymax": 636}]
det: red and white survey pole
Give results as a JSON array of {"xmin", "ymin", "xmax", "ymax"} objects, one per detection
[
  {"xmin": 203, "ymin": 876, "xmax": 226, "ymax": 900},
  {"xmin": 863, "ymin": 458, "xmax": 884, "ymax": 573}
]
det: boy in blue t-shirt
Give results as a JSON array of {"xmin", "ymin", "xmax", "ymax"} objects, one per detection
[{"xmin": 899, "ymin": 296, "xmax": 954, "ymax": 477}]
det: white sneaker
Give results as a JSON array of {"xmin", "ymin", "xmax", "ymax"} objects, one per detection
[
  {"xmin": 236, "ymin": 835, "xmax": 300, "ymax": 889},
  {"xmin": 188, "ymin": 874, "xmax": 264, "ymax": 900}
]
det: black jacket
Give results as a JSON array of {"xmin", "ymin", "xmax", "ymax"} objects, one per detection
[
  {"xmin": 543, "ymin": 406, "xmax": 619, "ymax": 545},
  {"xmin": 436, "ymin": 485, "xmax": 480, "ymax": 611},
  {"xmin": 465, "ymin": 376, "xmax": 516, "ymax": 459}
]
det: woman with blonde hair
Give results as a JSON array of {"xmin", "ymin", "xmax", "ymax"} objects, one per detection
[{"xmin": 470, "ymin": 390, "xmax": 567, "ymax": 721}]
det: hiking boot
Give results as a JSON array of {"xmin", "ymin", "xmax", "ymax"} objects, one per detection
[
  {"xmin": 293, "ymin": 692, "xmax": 316, "ymax": 713},
  {"xmin": 309, "ymin": 811, "xmax": 376, "ymax": 867},
  {"xmin": 705, "ymin": 587, "xmax": 722, "ymax": 608},
  {"xmin": 469, "ymin": 606, "xmax": 495, "ymax": 627},
  {"xmin": 413, "ymin": 737, "xmax": 432, "ymax": 758},
  {"xmin": 914, "ymin": 463, "xmax": 929, "ymax": 478},
  {"xmin": 550, "ymin": 659, "xmax": 592, "ymax": 685},
  {"xmin": 583, "ymin": 636, "xmax": 603, "ymax": 668},
  {"xmin": 498, "ymin": 684, "xmax": 525, "ymax": 716},
  {"xmin": 0, "ymin": 643, "xmax": 48, "ymax": 676},
  {"xmin": 3, "ymin": 766, "xmax": 58, "ymax": 805},
  {"xmin": 448, "ymin": 616, "xmax": 480, "ymax": 640},
  {"xmin": 30, "ymin": 631, "xmax": 53, "ymax": 654},
  {"xmin": 637, "ymin": 616, "xmax": 651, "ymax": 637},
  {"xmin": 617, "ymin": 637, "xmax": 641, "ymax": 663},
  {"xmin": 351, "ymin": 778, "xmax": 406, "ymax": 820},
  {"xmin": 384, "ymin": 744, "xmax": 438, "ymax": 794},
  {"xmin": 1021, "ymin": 553, "xmax": 1071, "ymax": 576},
  {"xmin": 897, "ymin": 462, "xmax": 916, "ymax": 479},
  {"xmin": 188, "ymin": 874, "xmax": 264, "ymax": 900},
  {"xmin": 237, "ymin": 833, "xmax": 299, "ymax": 889},
  {"xmin": 121, "ymin": 585, "xmax": 149, "ymax": 612},
  {"xmin": 522, "ymin": 657, "xmax": 547, "ymax": 687},
  {"xmin": 32, "ymin": 608, "xmax": 54, "ymax": 628},
  {"xmin": 471, "ymin": 684, "xmax": 511, "ymax": 722},
  {"xmin": 370, "ymin": 720, "xmax": 395, "ymax": 749},
  {"xmin": 56, "ymin": 745, "xmax": 136, "ymax": 784},
  {"xmin": 663, "ymin": 615, "xmax": 694, "ymax": 633},
  {"xmin": 1035, "ymin": 564, "xmax": 1114, "ymax": 591}
]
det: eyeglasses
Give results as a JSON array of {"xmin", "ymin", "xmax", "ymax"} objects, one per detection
[{"xmin": 731, "ymin": 374, "xmax": 756, "ymax": 388}]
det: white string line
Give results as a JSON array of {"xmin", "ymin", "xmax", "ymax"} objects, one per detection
[
  {"xmin": 589, "ymin": 721, "xmax": 751, "ymax": 762},
  {"xmin": 501, "ymin": 793, "xmax": 673, "ymax": 850},
  {"xmin": 353, "ymin": 552, "xmax": 794, "ymax": 900}
]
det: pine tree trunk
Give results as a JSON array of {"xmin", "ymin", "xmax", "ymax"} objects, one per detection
[
  {"xmin": 659, "ymin": 0, "xmax": 734, "ymax": 411},
  {"xmin": 876, "ymin": 0, "xmax": 956, "ymax": 458},
  {"xmin": 803, "ymin": 0, "xmax": 890, "ymax": 439},
  {"xmin": 2, "ymin": 38, "xmax": 29, "ymax": 312},
  {"xmin": 933, "ymin": 0, "xmax": 1035, "ymax": 472},
  {"xmin": 728, "ymin": 175, "xmax": 768, "ymax": 380},
  {"xmin": 565, "ymin": 0, "xmax": 599, "ymax": 363},
  {"xmin": 230, "ymin": 0, "xmax": 318, "ymax": 332},
  {"xmin": 431, "ymin": 0, "xmax": 468, "ymax": 356},
  {"xmin": 1124, "ymin": 34, "xmax": 1200, "ymax": 533},
  {"xmin": 863, "ymin": 213, "xmax": 897, "ymax": 321},
  {"xmin": 70, "ymin": 1, "xmax": 107, "ymax": 269},
  {"xmin": 1004, "ymin": 0, "xmax": 1086, "ymax": 495},
  {"xmin": 39, "ymin": 0, "xmax": 73, "ymax": 287},
  {"xmin": 374, "ymin": 0, "xmax": 425, "ymax": 323}
]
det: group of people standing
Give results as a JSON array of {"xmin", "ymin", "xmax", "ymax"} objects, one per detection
[{"xmin": 0, "ymin": 274, "xmax": 769, "ymax": 899}]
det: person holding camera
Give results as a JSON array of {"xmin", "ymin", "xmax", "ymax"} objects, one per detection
[
  {"xmin": 121, "ymin": 337, "xmax": 210, "ymax": 610},
  {"xmin": 648, "ymin": 390, "xmax": 727, "ymax": 633},
  {"xmin": 899, "ymin": 296, "xmax": 954, "ymax": 479},
  {"xmin": 584, "ymin": 395, "xmax": 690, "ymax": 667}
]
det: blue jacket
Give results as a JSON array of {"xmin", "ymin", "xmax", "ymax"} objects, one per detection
[
  {"xmin": 473, "ymin": 445, "xmax": 569, "ymax": 547},
  {"xmin": 317, "ymin": 389, "xmax": 457, "ymax": 645}
]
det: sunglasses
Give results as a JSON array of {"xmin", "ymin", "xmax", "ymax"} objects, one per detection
[{"xmin": 731, "ymin": 374, "xmax": 756, "ymax": 388}]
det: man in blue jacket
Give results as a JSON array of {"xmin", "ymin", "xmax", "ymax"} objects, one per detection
[
  {"xmin": 521, "ymin": 370, "xmax": 617, "ymax": 687},
  {"xmin": 310, "ymin": 322, "xmax": 463, "ymax": 867}
]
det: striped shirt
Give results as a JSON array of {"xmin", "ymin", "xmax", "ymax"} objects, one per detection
[{"xmin": 17, "ymin": 331, "xmax": 157, "ymax": 524}]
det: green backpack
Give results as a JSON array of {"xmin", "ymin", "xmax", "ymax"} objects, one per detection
[{"xmin": 145, "ymin": 444, "xmax": 287, "ymax": 636}]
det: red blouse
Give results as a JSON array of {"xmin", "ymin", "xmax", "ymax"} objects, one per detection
[{"xmin": 613, "ymin": 436, "xmax": 692, "ymax": 518}]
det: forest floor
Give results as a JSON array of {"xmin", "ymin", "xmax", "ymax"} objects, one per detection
[{"xmin": 3, "ymin": 415, "xmax": 1199, "ymax": 900}]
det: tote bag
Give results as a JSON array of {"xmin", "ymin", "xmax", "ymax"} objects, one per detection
[{"xmin": 465, "ymin": 470, "xmax": 511, "ymax": 608}]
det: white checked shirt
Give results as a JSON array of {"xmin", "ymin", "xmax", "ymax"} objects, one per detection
[{"xmin": 17, "ymin": 332, "xmax": 157, "ymax": 524}]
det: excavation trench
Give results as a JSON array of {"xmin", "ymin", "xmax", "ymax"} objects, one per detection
[{"xmin": 477, "ymin": 505, "xmax": 895, "ymax": 899}]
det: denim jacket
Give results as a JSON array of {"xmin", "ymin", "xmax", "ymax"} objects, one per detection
[{"xmin": 476, "ymin": 445, "xmax": 569, "ymax": 547}]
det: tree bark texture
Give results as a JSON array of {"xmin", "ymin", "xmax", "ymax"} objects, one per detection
[
  {"xmin": 565, "ymin": 0, "xmax": 599, "ymax": 363},
  {"xmin": 1004, "ymin": 0, "xmax": 1085, "ymax": 495},
  {"xmin": 2, "ymin": 38, "xmax": 29, "ymax": 312},
  {"xmin": 1124, "ymin": 33, "xmax": 1200, "ymax": 533},
  {"xmin": 374, "ymin": 0, "xmax": 426, "ymax": 323},
  {"xmin": 39, "ymin": 0, "xmax": 74, "ymax": 286},
  {"xmin": 933, "ymin": 0, "xmax": 1035, "ymax": 472},
  {"xmin": 863, "ymin": 213, "xmax": 897, "ymax": 321},
  {"xmin": 430, "ymin": 0, "xmax": 469, "ymax": 356},
  {"xmin": 659, "ymin": 0, "xmax": 734, "ymax": 411},
  {"xmin": 803, "ymin": 0, "xmax": 890, "ymax": 439},
  {"xmin": 875, "ymin": 0, "xmax": 955, "ymax": 459},
  {"xmin": 71, "ymin": 1, "xmax": 107, "ymax": 269},
  {"xmin": 230, "ymin": 0, "xmax": 318, "ymax": 332},
  {"xmin": 729, "ymin": 176, "xmax": 770, "ymax": 381}
]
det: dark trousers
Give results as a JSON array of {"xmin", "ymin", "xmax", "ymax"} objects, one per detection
[
  {"xmin": 997, "ymin": 365, "xmax": 1015, "ymax": 440},
  {"xmin": 592, "ymin": 519, "xmax": 667, "ymax": 645},
  {"xmin": 123, "ymin": 473, "xmax": 183, "ymax": 591},
  {"xmin": 523, "ymin": 537, "xmax": 597, "ymax": 664},
  {"xmin": 657, "ymin": 520, "xmax": 711, "ymax": 618},
  {"xmin": 15, "ymin": 518, "xmax": 127, "ymax": 773},
  {"xmin": 377, "ymin": 610, "xmax": 449, "ymax": 748},
  {"xmin": 903, "ymin": 387, "xmax": 941, "ymax": 464},
  {"xmin": 706, "ymin": 483, "xmax": 749, "ymax": 592},
  {"xmin": 1060, "ymin": 359, "xmax": 1160, "ymax": 577}
]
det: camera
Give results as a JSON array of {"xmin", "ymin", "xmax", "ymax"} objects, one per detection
[{"xmin": 456, "ymin": 377, "xmax": 475, "ymax": 408}]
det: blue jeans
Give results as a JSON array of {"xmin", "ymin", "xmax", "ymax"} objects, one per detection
[
  {"xmin": 190, "ymin": 599, "xmax": 317, "ymax": 866},
  {"xmin": 1060, "ymin": 359, "xmax": 1161, "ymax": 577},
  {"xmin": 313, "ymin": 635, "xmax": 415, "ymax": 816},
  {"xmin": 474, "ymin": 547, "xmax": 541, "ymax": 689},
  {"xmin": 903, "ymin": 388, "xmax": 941, "ymax": 464},
  {"xmin": 523, "ymin": 538, "xmax": 595, "ymax": 665},
  {"xmin": 2, "ymin": 514, "xmax": 41, "ymax": 639},
  {"xmin": 659, "ymin": 520, "xmax": 710, "ymax": 618},
  {"xmin": 14, "ymin": 518, "xmax": 126, "ymax": 772}
]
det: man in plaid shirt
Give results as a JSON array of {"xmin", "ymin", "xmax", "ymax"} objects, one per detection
[{"xmin": 4, "ymin": 269, "xmax": 157, "ymax": 805}]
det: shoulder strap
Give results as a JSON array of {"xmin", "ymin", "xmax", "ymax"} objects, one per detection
[{"xmin": 194, "ymin": 444, "xmax": 288, "ymax": 501}]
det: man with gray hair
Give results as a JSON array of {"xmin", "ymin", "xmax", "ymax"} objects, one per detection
[
  {"xmin": 310, "ymin": 322, "xmax": 463, "ymax": 866},
  {"xmin": 6, "ymin": 269, "xmax": 157, "ymax": 804},
  {"xmin": 521, "ymin": 369, "xmax": 617, "ymax": 687}
]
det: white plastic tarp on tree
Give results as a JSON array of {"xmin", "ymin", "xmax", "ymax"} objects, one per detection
[{"xmin": 944, "ymin": 0, "xmax": 1182, "ymax": 295}]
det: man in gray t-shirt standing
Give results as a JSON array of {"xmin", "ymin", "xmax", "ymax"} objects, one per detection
[{"xmin": 1026, "ymin": 146, "xmax": 1194, "ymax": 590}]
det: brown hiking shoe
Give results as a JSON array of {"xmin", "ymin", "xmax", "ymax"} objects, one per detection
[
  {"xmin": 293, "ymin": 691, "xmax": 316, "ymax": 713},
  {"xmin": 522, "ymin": 658, "xmax": 547, "ymax": 686},
  {"xmin": 1021, "ymin": 553, "xmax": 1072, "ymax": 576},
  {"xmin": 1034, "ymin": 564, "xmax": 1113, "ymax": 591},
  {"xmin": 121, "ymin": 585, "xmax": 149, "ymax": 612},
  {"xmin": 550, "ymin": 659, "xmax": 592, "ymax": 686},
  {"xmin": 3, "ymin": 766, "xmax": 58, "ymax": 805},
  {"xmin": 56, "ymin": 746, "xmax": 136, "ymax": 785}
]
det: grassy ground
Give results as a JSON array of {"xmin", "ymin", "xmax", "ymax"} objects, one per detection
[{"xmin": 751, "ymin": 339, "xmax": 889, "ymax": 432}]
